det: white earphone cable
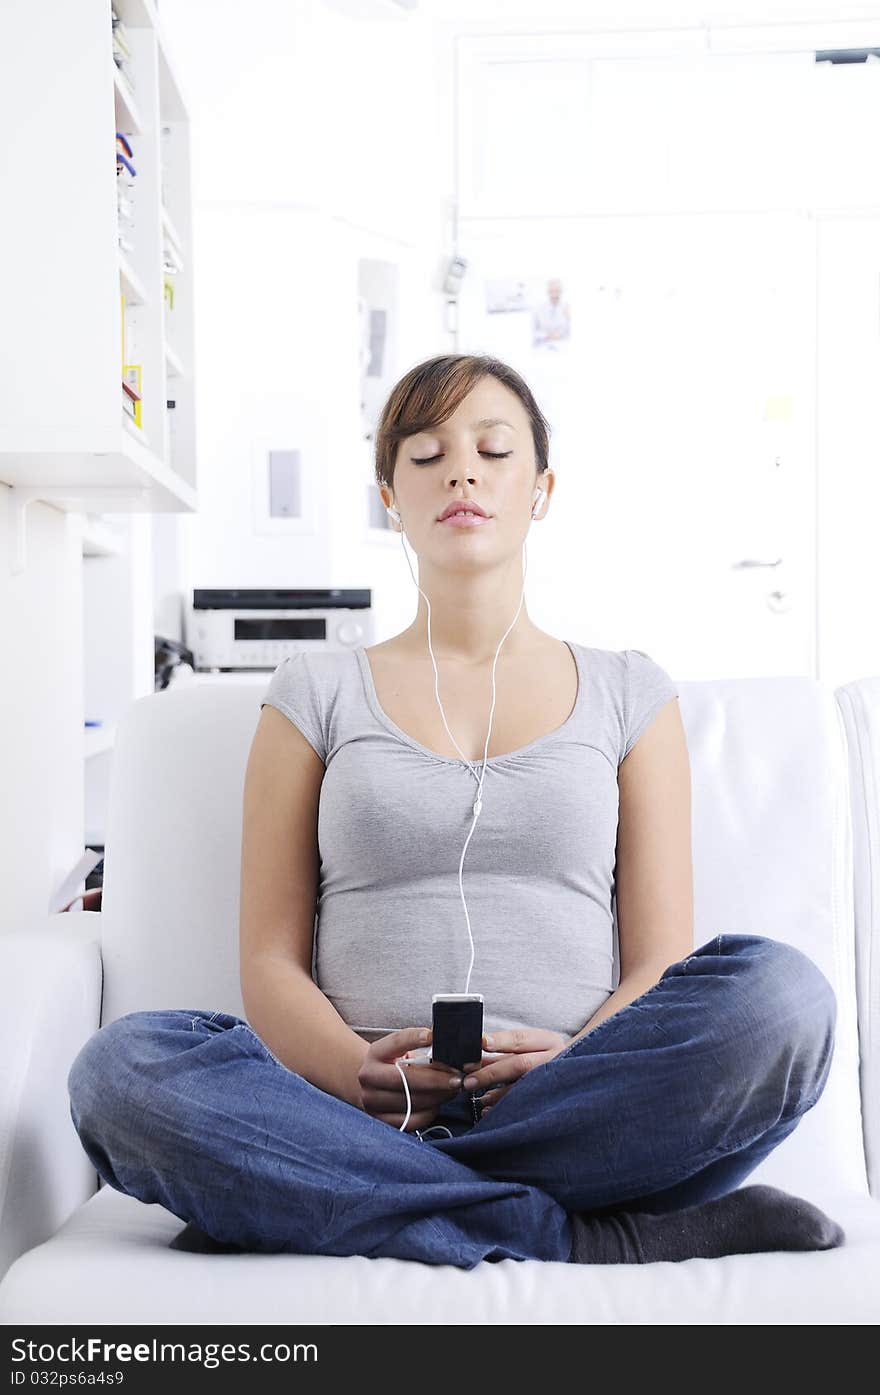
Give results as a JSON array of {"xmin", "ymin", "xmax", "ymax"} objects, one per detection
[{"xmin": 388, "ymin": 486, "xmax": 544, "ymax": 1132}]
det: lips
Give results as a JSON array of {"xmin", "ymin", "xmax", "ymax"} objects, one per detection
[
  {"xmin": 438, "ymin": 501, "xmax": 489, "ymax": 521},
  {"xmin": 439, "ymin": 511, "xmax": 491, "ymax": 529}
]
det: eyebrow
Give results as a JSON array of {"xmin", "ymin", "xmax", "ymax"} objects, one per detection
[{"xmin": 418, "ymin": 417, "xmax": 514, "ymax": 434}]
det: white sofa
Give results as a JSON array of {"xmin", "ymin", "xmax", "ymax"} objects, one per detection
[{"xmin": 1, "ymin": 669, "xmax": 879, "ymax": 1325}]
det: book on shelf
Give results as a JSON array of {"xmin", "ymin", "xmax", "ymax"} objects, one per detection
[
  {"xmin": 116, "ymin": 139, "xmax": 136, "ymax": 237},
  {"xmin": 123, "ymin": 364, "xmax": 143, "ymax": 428},
  {"xmin": 112, "ymin": 10, "xmax": 136, "ymax": 88},
  {"xmin": 113, "ymin": 54, "xmax": 136, "ymax": 92},
  {"xmin": 162, "ymin": 242, "xmax": 183, "ymax": 275}
]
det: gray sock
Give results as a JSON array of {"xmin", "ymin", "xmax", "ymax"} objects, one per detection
[{"xmin": 568, "ymin": 1184, "xmax": 845, "ymax": 1264}]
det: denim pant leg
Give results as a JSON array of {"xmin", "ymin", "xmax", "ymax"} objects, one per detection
[
  {"xmin": 433, "ymin": 933, "xmax": 838, "ymax": 1216},
  {"xmin": 66, "ymin": 1009, "xmax": 573, "ymax": 1269}
]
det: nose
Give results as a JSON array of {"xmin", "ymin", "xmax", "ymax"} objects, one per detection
[{"xmin": 444, "ymin": 463, "xmax": 480, "ymax": 488}]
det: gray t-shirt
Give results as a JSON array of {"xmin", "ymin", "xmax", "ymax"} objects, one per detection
[{"xmin": 260, "ymin": 642, "xmax": 679, "ymax": 1043}]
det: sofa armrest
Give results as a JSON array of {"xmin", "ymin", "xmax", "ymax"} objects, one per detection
[
  {"xmin": 0, "ymin": 912, "xmax": 103, "ymax": 1285},
  {"xmin": 837, "ymin": 677, "xmax": 880, "ymax": 1201}
]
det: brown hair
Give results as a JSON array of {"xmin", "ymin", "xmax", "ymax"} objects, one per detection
[{"xmin": 373, "ymin": 353, "xmax": 552, "ymax": 492}]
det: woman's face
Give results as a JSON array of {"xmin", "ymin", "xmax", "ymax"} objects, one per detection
[{"xmin": 382, "ymin": 377, "xmax": 550, "ymax": 564}]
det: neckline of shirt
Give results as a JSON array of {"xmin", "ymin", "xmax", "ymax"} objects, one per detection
[{"xmin": 354, "ymin": 639, "xmax": 586, "ymax": 767}]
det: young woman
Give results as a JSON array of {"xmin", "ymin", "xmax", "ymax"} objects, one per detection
[{"xmin": 67, "ymin": 353, "xmax": 844, "ymax": 1268}]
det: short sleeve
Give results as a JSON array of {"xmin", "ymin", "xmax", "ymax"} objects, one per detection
[
  {"xmin": 260, "ymin": 653, "xmax": 326, "ymax": 763},
  {"xmin": 621, "ymin": 649, "xmax": 679, "ymax": 762}
]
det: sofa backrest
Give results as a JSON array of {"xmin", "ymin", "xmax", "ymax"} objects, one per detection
[{"xmin": 836, "ymin": 674, "xmax": 880, "ymax": 1198}]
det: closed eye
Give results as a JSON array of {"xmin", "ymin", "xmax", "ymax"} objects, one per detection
[{"xmin": 411, "ymin": 451, "xmax": 512, "ymax": 464}]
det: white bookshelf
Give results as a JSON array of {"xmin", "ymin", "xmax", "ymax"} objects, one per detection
[{"xmin": 0, "ymin": 0, "xmax": 198, "ymax": 573}]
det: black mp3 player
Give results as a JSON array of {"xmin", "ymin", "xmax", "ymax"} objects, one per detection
[{"xmin": 431, "ymin": 993, "xmax": 484, "ymax": 1074}]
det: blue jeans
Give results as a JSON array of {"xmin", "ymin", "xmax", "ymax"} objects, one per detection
[{"xmin": 67, "ymin": 933, "xmax": 837, "ymax": 1269}]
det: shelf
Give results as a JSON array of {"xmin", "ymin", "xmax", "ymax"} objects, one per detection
[
  {"xmin": 118, "ymin": 251, "xmax": 149, "ymax": 305},
  {"xmin": 3, "ymin": 428, "xmax": 197, "ymax": 570},
  {"xmin": 1, "ymin": 0, "xmax": 197, "ymax": 576},
  {"xmin": 0, "ymin": 425, "xmax": 197, "ymax": 510},
  {"xmin": 113, "ymin": 64, "xmax": 144, "ymax": 135}
]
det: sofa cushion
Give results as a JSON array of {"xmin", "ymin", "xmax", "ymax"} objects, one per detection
[{"xmin": 1, "ymin": 1184, "xmax": 878, "ymax": 1324}]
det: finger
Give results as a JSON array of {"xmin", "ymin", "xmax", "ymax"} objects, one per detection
[
  {"xmin": 367, "ymin": 1065, "xmax": 454, "ymax": 1091},
  {"xmin": 463, "ymin": 1054, "xmax": 532, "ymax": 1090},
  {"xmin": 365, "ymin": 1066, "xmax": 462, "ymax": 1103},
  {"xmin": 386, "ymin": 1057, "xmax": 462, "ymax": 1088},
  {"xmin": 479, "ymin": 1083, "xmax": 509, "ymax": 1102},
  {"xmin": 465, "ymin": 1060, "xmax": 504, "ymax": 1093},
  {"xmin": 440, "ymin": 1051, "xmax": 503, "ymax": 1089},
  {"xmin": 481, "ymin": 1029, "xmax": 561, "ymax": 1054},
  {"xmin": 455, "ymin": 1050, "xmax": 504, "ymax": 1074},
  {"xmin": 475, "ymin": 1090, "xmax": 509, "ymax": 1115},
  {"xmin": 373, "ymin": 1027, "xmax": 432, "ymax": 1062}
]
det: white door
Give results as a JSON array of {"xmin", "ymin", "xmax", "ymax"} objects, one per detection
[{"xmin": 455, "ymin": 211, "xmax": 817, "ymax": 679}]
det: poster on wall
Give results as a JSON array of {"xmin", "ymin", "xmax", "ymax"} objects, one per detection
[
  {"xmin": 531, "ymin": 277, "xmax": 572, "ymax": 350},
  {"xmin": 484, "ymin": 275, "xmax": 573, "ymax": 351},
  {"xmin": 476, "ymin": 271, "xmax": 578, "ymax": 448}
]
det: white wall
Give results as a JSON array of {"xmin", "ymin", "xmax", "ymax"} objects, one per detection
[{"xmin": 0, "ymin": 492, "xmax": 85, "ymax": 928}]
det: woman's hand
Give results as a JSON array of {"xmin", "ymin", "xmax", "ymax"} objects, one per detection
[
  {"xmin": 356, "ymin": 1028, "xmax": 469, "ymax": 1133},
  {"xmin": 464, "ymin": 1028, "xmax": 572, "ymax": 1116}
]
